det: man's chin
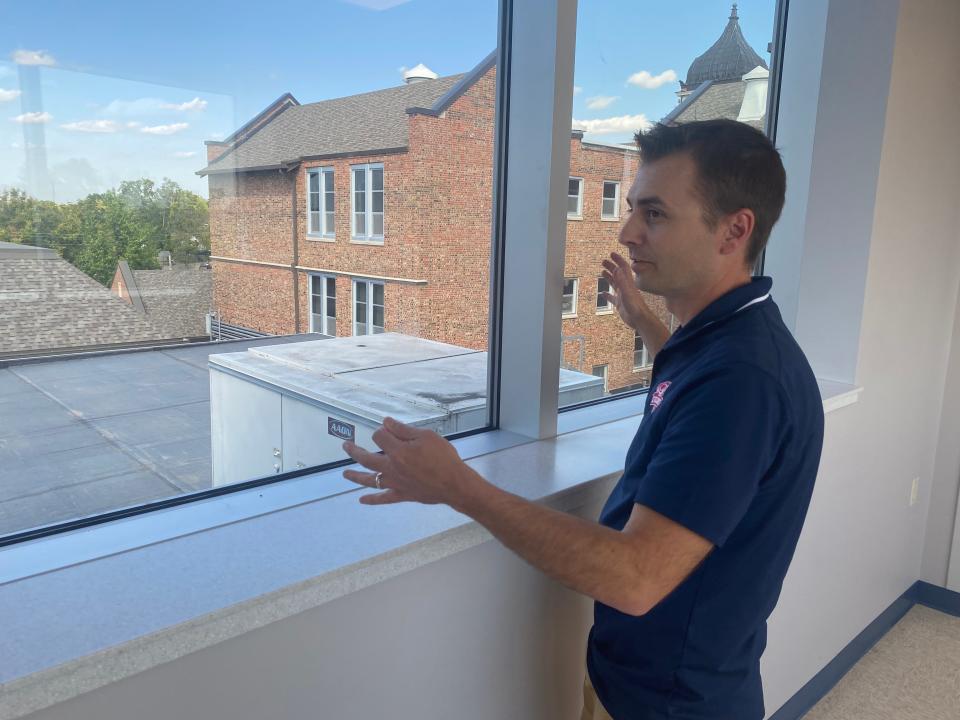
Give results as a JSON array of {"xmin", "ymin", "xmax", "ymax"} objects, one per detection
[{"xmin": 633, "ymin": 271, "xmax": 665, "ymax": 297}]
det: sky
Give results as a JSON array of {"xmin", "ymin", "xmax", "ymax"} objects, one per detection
[{"xmin": 0, "ymin": 0, "xmax": 776, "ymax": 202}]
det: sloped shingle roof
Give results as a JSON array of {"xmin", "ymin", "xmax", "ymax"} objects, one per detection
[
  {"xmin": 130, "ymin": 266, "xmax": 213, "ymax": 339},
  {"xmin": 0, "ymin": 242, "xmax": 169, "ymax": 357},
  {"xmin": 200, "ymin": 74, "xmax": 466, "ymax": 175},
  {"xmin": 662, "ymin": 80, "xmax": 764, "ymax": 131}
]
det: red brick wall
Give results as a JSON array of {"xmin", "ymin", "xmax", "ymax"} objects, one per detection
[
  {"xmin": 209, "ymin": 170, "xmax": 294, "ymax": 267},
  {"xmin": 212, "ymin": 261, "xmax": 295, "ymax": 336}
]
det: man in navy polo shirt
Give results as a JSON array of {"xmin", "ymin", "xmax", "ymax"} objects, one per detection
[{"xmin": 342, "ymin": 119, "xmax": 824, "ymax": 720}]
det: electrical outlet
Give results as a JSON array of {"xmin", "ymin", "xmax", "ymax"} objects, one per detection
[{"xmin": 910, "ymin": 477, "xmax": 920, "ymax": 506}]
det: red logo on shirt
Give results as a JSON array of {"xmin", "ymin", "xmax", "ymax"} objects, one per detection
[{"xmin": 650, "ymin": 381, "xmax": 672, "ymax": 412}]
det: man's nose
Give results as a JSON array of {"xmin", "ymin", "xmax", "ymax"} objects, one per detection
[{"xmin": 618, "ymin": 215, "xmax": 640, "ymax": 247}]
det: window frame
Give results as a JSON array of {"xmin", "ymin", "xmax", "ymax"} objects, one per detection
[
  {"xmin": 567, "ymin": 176, "xmax": 583, "ymax": 219},
  {"xmin": 601, "ymin": 180, "xmax": 620, "ymax": 220},
  {"xmin": 633, "ymin": 331, "xmax": 652, "ymax": 370},
  {"xmin": 306, "ymin": 167, "xmax": 335, "ymax": 239},
  {"xmin": 561, "ymin": 277, "xmax": 578, "ymax": 317},
  {"xmin": 309, "ymin": 274, "xmax": 337, "ymax": 336},
  {"xmin": 352, "ymin": 278, "xmax": 385, "ymax": 336},
  {"xmin": 351, "ymin": 162, "xmax": 385, "ymax": 244},
  {"xmin": 596, "ymin": 276, "xmax": 613, "ymax": 312}
]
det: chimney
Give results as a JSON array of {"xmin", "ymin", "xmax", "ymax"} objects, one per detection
[
  {"xmin": 403, "ymin": 63, "xmax": 438, "ymax": 85},
  {"xmin": 737, "ymin": 65, "xmax": 769, "ymax": 123}
]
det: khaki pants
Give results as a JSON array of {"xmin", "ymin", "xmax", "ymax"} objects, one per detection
[{"xmin": 580, "ymin": 673, "xmax": 615, "ymax": 720}]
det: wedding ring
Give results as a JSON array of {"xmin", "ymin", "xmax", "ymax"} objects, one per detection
[{"xmin": 374, "ymin": 472, "xmax": 383, "ymax": 490}]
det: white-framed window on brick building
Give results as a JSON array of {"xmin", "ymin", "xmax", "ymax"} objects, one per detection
[
  {"xmin": 597, "ymin": 277, "xmax": 611, "ymax": 311},
  {"xmin": 591, "ymin": 364, "xmax": 608, "ymax": 393},
  {"xmin": 309, "ymin": 275, "xmax": 337, "ymax": 336},
  {"xmin": 307, "ymin": 168, "xmax": 335, "ymax": 238},
  {"xmin": 351, "ymin": 163, "xmax": 384, "ymax": 242},
  {"xmin": 633, "ymin": 331, "xmax": 652, "ymax": 369},
  {"xmin": 562, "ymin": 277, "xmax": 578, "ymax": 317},
  {"xmin": 601, "ymin": 180, "xmax": 620, "ymax": 220},
  {"xmin": 353, "ymin": 279, "xmax": 385, "ymax": 336},
  {"xmin": 567, "ymin": 177, "xmax": 583, "ymax": 218}
]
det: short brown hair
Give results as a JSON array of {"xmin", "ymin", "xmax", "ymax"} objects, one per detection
[{"xmin": 634, "ymin": 120, "xmax": 786, "ymax": 267}]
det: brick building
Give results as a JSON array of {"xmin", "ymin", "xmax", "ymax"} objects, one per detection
[{"xmin": 199, "ymin": 7, "xmax": 768, "ymax": 395}]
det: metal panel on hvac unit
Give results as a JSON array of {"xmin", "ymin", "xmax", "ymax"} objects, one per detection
[
  {"xmin": 208, "ymin": 333, "xmax": 603, "ymax": 487},
  {"xmin": 209, "ymin": 369, "xmax": 282, "ymax": 487}
]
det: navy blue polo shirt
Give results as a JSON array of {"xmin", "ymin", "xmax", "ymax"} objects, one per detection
[{"xmin": 586, "ymin": 277, "xmax": 824, "ymax": 720}]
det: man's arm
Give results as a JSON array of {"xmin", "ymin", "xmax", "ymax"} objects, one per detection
[
  {"xmin": 343, "ymin": 421, "xmax": 713, "ymax": 618},
  {"xmin": 453, "ymin": 471, "xmax": 714, "ymax": 616}
]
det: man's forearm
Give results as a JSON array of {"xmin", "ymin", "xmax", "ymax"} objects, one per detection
[
  {"xmin": 633, "ymin": 304, "xmax": 671, "ymax": 357},
  {"xmin": 452, "ymin": 468, "xmax": 646, "ymax": 615}
]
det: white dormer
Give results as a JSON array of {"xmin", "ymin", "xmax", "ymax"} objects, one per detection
[
  {"xmin": 404, "ymin": 63, "xmax": 439, "ymax": 84},
  {"xmin": 737, "ymin": 65, "xmax": 769, "ymax": 122}
]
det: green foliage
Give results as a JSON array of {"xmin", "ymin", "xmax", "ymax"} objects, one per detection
[{"xmin": 0, "ymin": 179, "xmax": 209, "ymax": 286}]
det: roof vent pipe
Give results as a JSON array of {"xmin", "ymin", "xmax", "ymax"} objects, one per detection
[{"xmin": 403, "ymin": 63, "xmax": 438, "ymax": 84}]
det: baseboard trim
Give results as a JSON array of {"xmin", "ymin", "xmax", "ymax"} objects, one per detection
[{"xmin": 768, "ymin": 580, "xmax": 960, "ymax": 720}]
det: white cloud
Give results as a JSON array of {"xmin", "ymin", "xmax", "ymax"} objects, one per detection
[
  {"xmin": 627, "ymin": 69, "xmax": 677, "ymax": 90},
  {"xmin": 104, "ymin": 96, "xmax": 207, "ymax": 115},
  {"xmin": 573, "ymin": 85, "xmax": 583, "ymax": 95},
  {"xmin": 12, "ymin": 49, "xmax": 56, "ymax": 67},
  {"xmin": 572, "ymin": 113, "xmax": 652, "ymax": 136},
  {"xmin": 11, "ymin": 111, "xmax": 52, "ymax": 124},
  {"xmin": 0, "ymin": 88, "xmax": 21, "ymax": 102},
  {"xmin": 160, "ymin": 97, "xmax": 207, "ymax": 112},
  {"xmin": 340, "ymin": 0, "xmax": 411, "ymax": 9},
  {"xmin": 586, "ymin": 95, "xmax": 618, "ymax": 110},
  {"xmin": 60, "ymin": 119, "xmax": 123, "ymax": 133},
  {"xmin": 174, "ymin": 150, "xmax": 197, "ymax": 158},
  {"xmin": 140, "ymin": 122, "xmax": 189, "ymax": 135},
  {"xmin": 126, "ymin": 121, "xmax": 142, "ymax": 128}
]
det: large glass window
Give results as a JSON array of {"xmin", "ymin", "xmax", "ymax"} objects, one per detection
[
  {"xmin": 0, "ymin": 0, "xmax": 500, "ymax": 543},
  {"xmin": 558, "ymin": 0, "xmax": 779, "ymax": 410}
]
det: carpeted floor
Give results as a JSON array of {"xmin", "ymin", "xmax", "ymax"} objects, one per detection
[{"xmin": 802, "ymin": 605, "xmax": 960, "ymax": 719}]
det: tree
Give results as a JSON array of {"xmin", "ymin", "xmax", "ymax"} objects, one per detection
[{"xmin": 0, "ymin": 179, "xmax": 209, "ymax": 286}]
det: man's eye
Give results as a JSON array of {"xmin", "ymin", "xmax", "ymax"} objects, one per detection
[{"xmin": 646, "ymin": 208, "xmax": 662, "ymax": 220}]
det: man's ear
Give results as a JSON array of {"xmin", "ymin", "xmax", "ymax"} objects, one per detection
[{"xmin": 718, "ymin": 208, "xmax": 755, "ymax": 260}]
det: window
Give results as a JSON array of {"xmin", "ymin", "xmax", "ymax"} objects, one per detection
[
  {"xmin": 352, "ymin": 163, "xmax": 384, "ymax": 241},
  {"xmin": 591, "ymin": 364, "xmax": 608, "ymax": 393},
  {"xmin": 634, "ymin": 332, "xmax": 652, "ymax": 369},
  {"xmin": 353, "ymin": 280, "xmax": 385, "ymax": 336},
  {"xmin": 602, "ymin": 181, "xmax": 620, "ymax": 220},
  {"xmin": 562, "ymin": 278, "xmax": 578, "ymax": 316},
  {"xmin": 597, "ymin": 277, "xmax": 611, "ymax": 311},
  {"xmin": 310, "ymin": 275, "xmax": 337, "ymax": 336},
  {"xmin": 307, "ymin": 168, "xmax": 335, "ymax": 237},
  {"xmin": 567, "ymin": 177, "xmax": 583, "ymax": 218},
  {"xmin": 560, "ymin": 0, "xmax": 780, "ymax": 411}
]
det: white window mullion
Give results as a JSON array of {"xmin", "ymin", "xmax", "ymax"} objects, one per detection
[{"xmin": 497, "ymin": 0, "xmax": 578, "ymax": 440}]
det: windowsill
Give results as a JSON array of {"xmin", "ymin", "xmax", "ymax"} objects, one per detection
[
  {"xmin": 566, "ymin": 215, "xmax": 583, "ymax": 221},
  {"xmin": 596, "ymin": 309, "xmax": 615, "ymax": 315},
  {"xmin": 632, "ymin": 365, "xmax": 652, "ymax": 373},
  {"xmin": 350, "ymin": 238, "xmax": 385, "ymax": 245},
  {"xmin": 562, "ymin": 313, "xmax": 577, "ymax": 320},
  {"xmin": 600, "ymin": 216, "xmax": 620, "ymax": 222},
  {"xmin": 0, "ymin": 382, "xmax": 863, "ymax": 719},
  {"xmin": 306, "ymin": 234, "xmax": 336, "ymax": 243}
]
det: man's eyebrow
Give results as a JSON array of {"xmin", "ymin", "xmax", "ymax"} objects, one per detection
[{"xmin": 626, "ymin": 195, "xmax": 667, "ymax": 209}]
